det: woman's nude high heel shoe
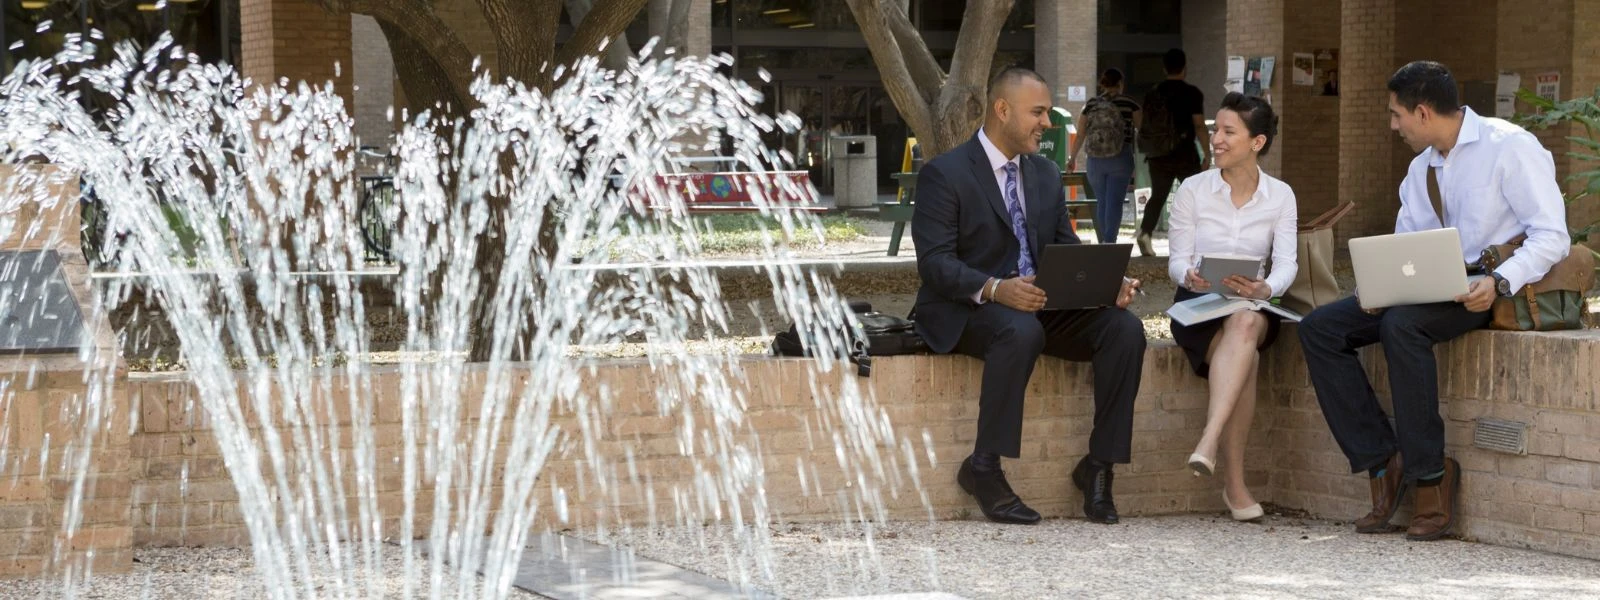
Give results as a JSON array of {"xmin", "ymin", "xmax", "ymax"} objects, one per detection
[
  {"xmin": 1224, "ymin": 491, "xmax": 1265, "ymax": 522},
  {"xmin": 1187, "ymin": 453, "xmax": 1215, "ymax": 477}
]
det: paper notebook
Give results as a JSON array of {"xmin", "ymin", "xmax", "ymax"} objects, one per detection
[{"xmin": 1167, "ymin": 293, "xmax": 1303, "ymax": 326}]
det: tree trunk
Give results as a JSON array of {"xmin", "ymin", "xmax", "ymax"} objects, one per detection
[
  {"xmin": 477, "ymin": 0, "xmax": 563, "ymax": 90},
  {"xmin": 845, "ymin": 0, "xmax": 1013, "ymax": 159},
  {"xmin": 378, "ymin": 20, "xmax": 467, "ymax": 117},
  {"xmin": 348, "ymin": 0, "xmax": 477, "ymax": 108}
]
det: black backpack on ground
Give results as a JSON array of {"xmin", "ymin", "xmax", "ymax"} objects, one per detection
[{"xmin": 771, "ymin": 300, "xmax": 929, "ymax": 377}]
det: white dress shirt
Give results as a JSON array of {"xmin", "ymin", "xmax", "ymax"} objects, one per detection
[
  {"xmin": 1396, "ymin": 107, "xmax": 1569, "ymax": 293},
  {"xmin": 1167, "ymin": 167, "xmax": 1299, "ymax": 297},
  {"xmin": 973, "ymin": 128, "xmax": 1026, "ymax": 303}
]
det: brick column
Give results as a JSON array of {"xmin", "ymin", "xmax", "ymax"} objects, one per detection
[
  {"xmin": 1337, "ymin": 0, "xmax": 1398, "ymax": 240},
  {"xmin": 240, "ymin": 0, "xmax": 354, "ymax": 101},
  {"xmin": 1219, "ymin": 0, "xmax": 1340, "ymax": 218},
  {"xmin": 1570, "ymin": 1, "xmax": 1600, "ymax": 235},
  {"xmin": 1225, "ymin": 0, "xmax": 1285, "ymax": 177},
  {"xmin": 1034, "ymin": 0, "xmax": 1096, "ymax": 117}
]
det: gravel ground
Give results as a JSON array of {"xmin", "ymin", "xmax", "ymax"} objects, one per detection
[
  {"xmin": 593, "ymin": 514, "xmax": 1600, "ymax": 600},
  {"xmin": 0, "ymin": 546, "xmax": 544, "ymax": 600}
]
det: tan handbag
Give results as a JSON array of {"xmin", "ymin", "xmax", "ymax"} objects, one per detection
[
  {"xmin": 1281, "ymin": 200, "xmax": 1354, "ymax": 315},
  {"xmin": 1478, "ymin": 237, "xmax": 1595, "ymax": 331}
]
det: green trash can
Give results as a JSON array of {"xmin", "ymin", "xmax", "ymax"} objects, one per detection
[{"xmin": 1036, "ymin": 107, "xmax": 1073, "ymax": 171}]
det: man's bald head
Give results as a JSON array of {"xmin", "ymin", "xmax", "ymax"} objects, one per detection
[
  {"xmin": 987, "ymin": 67, "xmax": 1049, "ymax": 106},
  {"xmin": 983, "ymin": 67, "xmax": 1053, "ymax": 158}
]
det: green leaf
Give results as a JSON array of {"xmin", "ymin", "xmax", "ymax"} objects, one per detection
[{"xmin": 1570, "ymin": 136, "xmax": 1600, "ymax": 152}]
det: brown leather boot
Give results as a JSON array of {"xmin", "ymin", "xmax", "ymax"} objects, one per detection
[
  {"xmin": 1407, "ymin": 457, "xmax": 1462, "ymax": 541},
  {"xmin": 1354, "ymin": 453, "xmax": 1407, "ymax": 533}
]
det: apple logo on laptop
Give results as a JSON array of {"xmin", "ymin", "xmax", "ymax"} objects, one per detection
[
  {"xmin": 1075, "ymin": 271, "xmax": 1086, "ymax": 282},
  {"xmin": 1401, "ymin": 261, "xmax": 1416, "ymax": 277}
]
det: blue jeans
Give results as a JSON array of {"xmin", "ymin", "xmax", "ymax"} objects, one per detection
[
  {"xmin": 1086, "ymin": 147, "xmax": 1135, "ymax": 244},
  {"xmin": 1297, "ymin": 297, "xmax": 1491, "ymax": 481}
]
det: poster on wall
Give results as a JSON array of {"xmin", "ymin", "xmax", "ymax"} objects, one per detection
[
  {"xmin": 1536, "ymin": 72, "xmax": 1561, "ymax": 103},
  {"xmin": 1496, "ymin": 71, "xmax": 1521, "ymax": 117},
  {"xmin": 1226, "ymin": 55, "xmax": 1245, "ymax": 94},
  {"xmin": 1293, "ymin": 53, "xmax": 1315, "ymax": 86},
  {"xmin": 1244, "ymin": 57, "xmax": 1263, "ymax": 96},
  {"xmin": 1315, "ymin": 48, "xmax": 1339, "ymax": 96}
]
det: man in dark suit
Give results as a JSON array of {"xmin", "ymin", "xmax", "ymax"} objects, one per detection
[{"xmin": 912, "ymin": 68, "xmax": 1146, "ymax": 525}]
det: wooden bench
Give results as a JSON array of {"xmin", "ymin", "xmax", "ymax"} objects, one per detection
[
  {"xmin": 1061, "ymin": 171, "xmax": 1099, "ymax": 237},
  {"xmin": 878, "ymin": 170, "xmax": 1101, "ymax": 256},
  {"xmin": 630, "ymin": 171, "xmax": 827, "ymax": 214},
  {"xmin": 878, "ymin": 172, "xmax": 918, "ymax": 256}
]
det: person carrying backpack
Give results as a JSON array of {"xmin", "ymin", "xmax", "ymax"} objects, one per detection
[
  {"xmin": 1136, "ymin": 49, "xmax": 1211, "ymax": 257},
  {"xmin": 1068, "ymin": 68, "xmax": 1141, "ymax": 245}
]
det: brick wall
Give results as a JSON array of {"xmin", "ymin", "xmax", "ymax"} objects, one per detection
[
  {"xmin": 1573, "ymin": 2, "xmax": 1600, "ymax": 240},
  {"xmin": 1221, "ymin": 0, "xmax": 1341, "ymax": 220},
  {"xmin": 120, "ymin": 345, "xmax": 1250, "ymax": 544},
  {"xmin": 4, "ymin": 324, "xmax": 1600, "ymax": 578},
  {"xmin": 1225, "ymin": 0, "xmax": 1285, "ymax": 178},
  {"xmin": 1036, "ymin": 0, "xmax": 1097, "ymax": 118},
  {"xmin": 1266, "ymin": 327, "xmax": 1600, "ymax": 558},
  {"xmin": 0, "ymin": 166, "xmax": 129, "ymax": 578},
  {"xmin": 239, "ymin": 0, "xmax": 353, "ymax": 101},
  {"xmin": 1337, "ymin": 0, "xmax": 1397, "ymax": 244},
  {"xmin": 1275, "ymin": 0, "xmax": 1340, "ymax": 221}
]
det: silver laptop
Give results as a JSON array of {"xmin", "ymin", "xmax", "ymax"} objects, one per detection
[{"xmin": 1349, "ymin": 228, "xmax": 1470, "ymax": 309}]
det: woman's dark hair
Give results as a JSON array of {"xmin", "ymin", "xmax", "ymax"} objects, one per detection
[
  {"xmin": 1098, "ymin": 68, "xmax": 1124, "ymax": 91},
  {"xmin": 1219, "ymin": 92, "xmax": 1280, "ymax": 156}
]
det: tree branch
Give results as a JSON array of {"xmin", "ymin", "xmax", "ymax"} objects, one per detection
[
  {"xmin": 843, "ymin": 0, "xmax": 934, "ymax": 146},
  {"xmin": 554, "ymin": 0, "xmax": 651, "ymax": 71},
  {"xmin": 567, "ymin": 0, "xmax": 635, "ymax": 70},
  {"xmin": 377, "ymin": 19, "xmax": 466, "ymax": 117},
  {"xmin": 347, "ymin": 0, "xmax": 477, "ymax": 107},
  {"xmin": 934, "ymin": 0, "xmax": 1012, "ymax": 147},
  {"xmin": 881, "ymin": 0, "xmax": 943, "ymax": 105},
  {"xmin": 946, "ymin": 0, "xmax": 1012, "ymax": 92}
]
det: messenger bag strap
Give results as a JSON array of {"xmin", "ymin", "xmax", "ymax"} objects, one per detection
[{"xmin": 1426, "ymin": 166, "xmax": 1447, "ymax": 225}]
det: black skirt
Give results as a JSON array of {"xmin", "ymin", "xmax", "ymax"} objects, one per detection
[{"xmin": 1168, "ymin": 287, "xmax": 1283, "ymax": 378}]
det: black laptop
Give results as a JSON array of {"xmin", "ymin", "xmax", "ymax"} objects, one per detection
[{"xmin": 1033, "ymin": 244, "xmax": 1134, "ymax": 310}]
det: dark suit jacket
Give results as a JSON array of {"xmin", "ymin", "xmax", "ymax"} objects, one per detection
[{"xmin": 911, "ymin": 134, "xmax": 1081, "ymax": 353}]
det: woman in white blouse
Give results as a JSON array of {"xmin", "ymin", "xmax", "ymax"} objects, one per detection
[{"xmin": 1166, "ymin": 92, "xmax": 1297, "ymax": 522}]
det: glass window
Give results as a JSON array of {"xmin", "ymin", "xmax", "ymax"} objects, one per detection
[
  {"xmin": 4, "ymin": 0, "xmax": 237, "ymax": 74},
  {"xmin": 729, "ymin": 0, "xmax": 859, "ymax": 31},
  {"xmin": 1099, "ymin": 0, "xmax": 1181, "ymax": 35}
]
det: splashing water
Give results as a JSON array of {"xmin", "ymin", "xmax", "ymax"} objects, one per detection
[{"xmin": 0, "ymin": 35, "xmax": 926, "ymax": 598}]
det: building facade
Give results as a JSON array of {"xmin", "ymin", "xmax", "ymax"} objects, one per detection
[{"xmin": 8, "ymin": 0, "xmax": 1597, "ymax": 241}]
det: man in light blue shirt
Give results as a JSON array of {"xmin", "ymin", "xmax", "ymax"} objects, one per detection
[{"xmin": 1298, "ymin": 61, "xmax": 1570, "ymax": 542}]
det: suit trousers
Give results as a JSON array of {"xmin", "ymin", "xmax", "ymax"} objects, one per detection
[
  {"xmin": 954, "ymin": 303, "xmax": 1146, "ymax": 463},
  {"xmin": 1297, "ymin": 296, "xmax": 1491, "ymax": 481}
]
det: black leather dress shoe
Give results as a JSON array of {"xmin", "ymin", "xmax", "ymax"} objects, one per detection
[
  {"xmin": 1071, "ymin": 455, "xmax": 1120, "ymax": 524},
  {"xmin": 957, "ymin": 457, "xmax": 1041, "ymax": 524}
]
